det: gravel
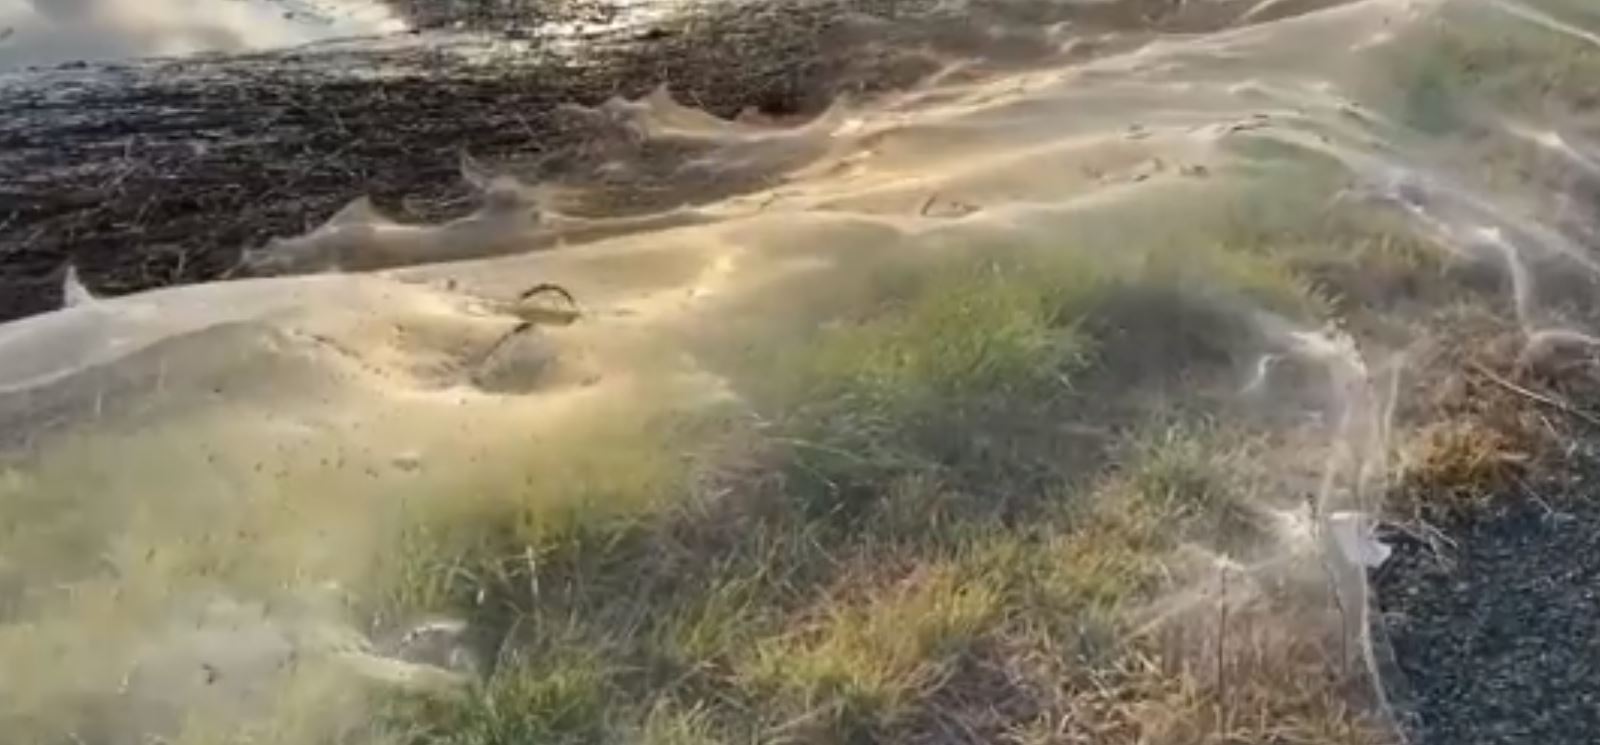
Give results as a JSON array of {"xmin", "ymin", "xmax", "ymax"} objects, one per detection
[{"xmin": 1376, "ymin": 477, "xmax": 1600, "ymax": 744}]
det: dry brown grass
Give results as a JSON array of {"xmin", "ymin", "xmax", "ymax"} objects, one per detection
[
  {"xmin": 1384, "ymin": 313, "xmax": 1599, "ymax": 523},
  {"xmin": 913, "ymin": 591, "xmax": 1387, "ymax": 745},
  {"xmin": 1395, "ymin": 418, "xmax": 1528, "ymax": 519}
]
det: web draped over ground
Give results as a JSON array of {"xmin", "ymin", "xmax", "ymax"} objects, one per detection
[{"xmin": 3, "ymin": 1, "xmax": 1600, "ymax": 742}]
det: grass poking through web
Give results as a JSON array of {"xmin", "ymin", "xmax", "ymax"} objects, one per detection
[{"xmin": 360, "ymin": 232, "xmax": 1400, "ymax": 745}]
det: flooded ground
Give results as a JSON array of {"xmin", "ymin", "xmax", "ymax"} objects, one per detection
[{"xmin": 0, "ymin": 0, "xmax": 407, "ymax": 69}]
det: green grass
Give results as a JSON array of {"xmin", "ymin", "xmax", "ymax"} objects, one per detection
[
  {"xmin": 410, "ymin": 652, "xmax": 614, "ymax": 745},
  {"xmin": 774, "ymin": 261, "xmax": 1093, "ymax": 518},
  {"xmin": 740, "ymin": 564, "xmax": 1002, "ymax": 737},
  {"xmin": 1, "ymin": 164, "xmax": 1476, "ymax": 745},
  {"xmin": 355, "ymin": 222, "xmax": 1399, "ymax": 745},
  {"xmin": 1119, "ymin": 425, "xmax": 1278, "ymax": 550},
  {"xmin": 2, "ymin": 180, "xmax": 1452, "ymax": 745},
  {"xmin": 370, "ymin": 403, "xmax": 700, "ymax": 621},
  {"xmin": 1392, "ymin": 5, "xmax": 1600, "ymax": 133},
  {"xmin": 1373, "ymin": 0, "xmax": 1600, "ymax": 211}
]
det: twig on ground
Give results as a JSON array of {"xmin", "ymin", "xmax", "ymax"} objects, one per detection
[
  {"xmin": 171, "ymin": 247, "xmax": 190, "ymax": 283},
  {"xmin": 1216, "ymin": 567, "xmax": 1230, "ymax": 736},
  {"xmin": 511, "ymin": 111, "xmax": 540, "ymax": 143},
  {"xmin": 519, "ymin": 282, "xmax": 578, "ymax": 306},
  {"xmin": 1514, "ymin": 476, "xmax": 1573, "ymax": 523},
  {"xmin": 1470, "ymin": 362, "xmax": 1600, "ymax": 429}
]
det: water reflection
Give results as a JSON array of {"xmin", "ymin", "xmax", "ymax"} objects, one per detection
[{"xmin": 0, "ymin": 0, "xmax": 407, "ymax": 69}]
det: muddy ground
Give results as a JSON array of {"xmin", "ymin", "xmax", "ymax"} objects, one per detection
[{"xmin": 0, "ymin": 0, "xmax": 1231, "ymax": 323}]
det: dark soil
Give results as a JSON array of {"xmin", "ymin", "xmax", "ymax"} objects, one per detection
[
  {"xmin": 0, "ymin": 0, "xmax": 1236, "ymax": 324},
  {"xmin": 1376, "ymin": 416, "xmax": 1600, "ymax": 743}
]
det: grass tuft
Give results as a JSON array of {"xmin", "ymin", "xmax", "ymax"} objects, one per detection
[
  {"xmin": 359, "ymin": 225, "xmax": 1396, "ymax": 745},
  {"xmin": 741, "ymin": 564, "xmax": 1002, "ymax": 738},
  {"xmin": 389, "ymin": 649, "xmax": 615, "ymax": 745}
]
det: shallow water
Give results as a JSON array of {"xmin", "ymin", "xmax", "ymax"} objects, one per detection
[
  {"xmin": 0, "ymin": 0, "xmax": 406, "ymax": 69},
  {"xmin": 2, "ymin": 0, "xmax": 1599, "ymax": 741}
]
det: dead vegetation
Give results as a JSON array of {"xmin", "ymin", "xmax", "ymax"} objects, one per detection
[{"xmin": 1385, "ymin": 308, "xmax": 1600, "ymax": 525}]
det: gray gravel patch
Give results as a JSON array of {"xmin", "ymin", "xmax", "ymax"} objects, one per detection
[{"xmin": 1376, "ymin": 488, "xmax": 1600, "ymax": 744}]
